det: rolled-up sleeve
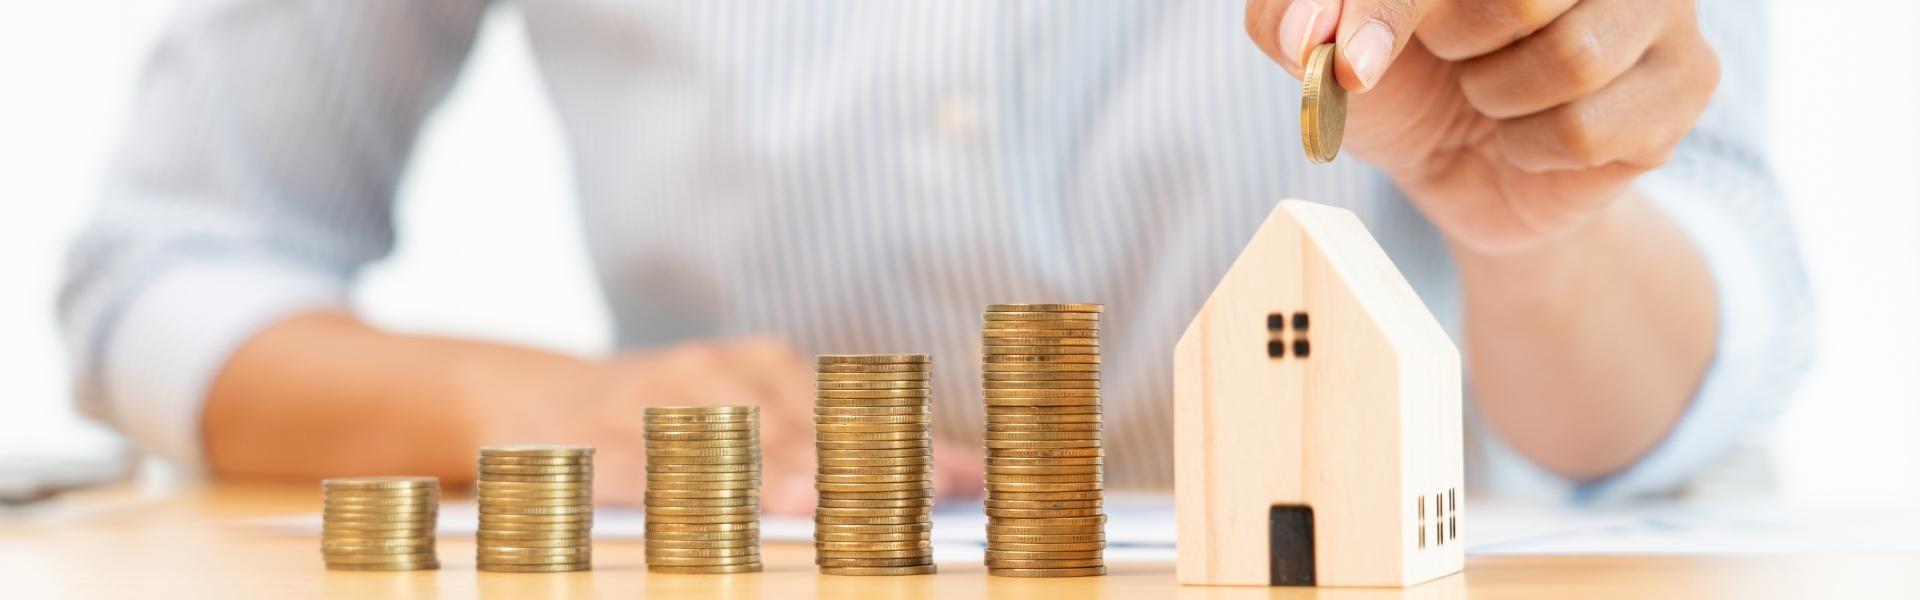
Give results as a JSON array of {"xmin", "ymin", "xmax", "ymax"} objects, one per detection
[
  {"xmin": 1477, "ymin": 0, "xmax": 1814, "ymax": 501},
  {"xmin": 57, "ymin": 0, "xmax": 488, "ymax": 468}
]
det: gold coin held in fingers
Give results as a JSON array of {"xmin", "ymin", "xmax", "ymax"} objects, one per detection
[{"xmin": 1301, "ymin": 42, "xmax": 1346, "ymax": 164}]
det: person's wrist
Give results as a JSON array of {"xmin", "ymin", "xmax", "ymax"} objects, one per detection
[
  {"xmin": 1445, "ymin": 189, "xmax": 1642, "ymax": 313},
  {"xmin": 448, "ymin": 344, "xmax": 599, "ymax": 445}
]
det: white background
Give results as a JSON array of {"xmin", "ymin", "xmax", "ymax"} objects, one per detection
[{"xmin": 1, "ymin": 2, "xmax": 1914, "ymax": 505}]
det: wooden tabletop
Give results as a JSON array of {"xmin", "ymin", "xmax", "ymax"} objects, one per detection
[{"xmin": 1, "ymin": 483, "xmax": 1914, "ymax": 599}]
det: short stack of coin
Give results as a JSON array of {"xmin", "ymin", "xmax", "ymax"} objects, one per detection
[
  {"xmin": 981, "ymin": 303, "xmax": 1107, "ymax": 578},
  {"xmin": 475, "ymin": 445, "xmax": 594, "ymax": 573},
  {"xmin": 814, "ymin": 354, "xmax": 937, "ymax": 576},
  {"xmin": 644, "ymin": 406, "xmax": 763, "ymax": 574},
  {"xmin": 320, "ymin": 476, "xmax": 440, "ymax": 571}
]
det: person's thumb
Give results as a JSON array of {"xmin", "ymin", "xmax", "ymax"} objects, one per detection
[{"xmin": 1332, "ymin": 0, "xmax": 1438, "ymax": 92}]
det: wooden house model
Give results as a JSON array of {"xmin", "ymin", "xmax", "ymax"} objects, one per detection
[{"xmin": 1173, "ymin": 199, "xmax": 1464, "ymax": 587}]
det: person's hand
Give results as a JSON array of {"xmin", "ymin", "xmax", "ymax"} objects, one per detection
[
  {"xmin": 1246, "ymin": 0, "xmax": 1719, "ymax": 253},
  {"xmin": 464, "ymin": 336, "xmax": 982, "ymax": 516}
]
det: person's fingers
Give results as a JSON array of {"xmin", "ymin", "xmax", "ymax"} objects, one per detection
[
  {"xmin": 711, "ymin": 336, "xmax": 817, "ymax": 516},
  {"xmin": 1417, "ymin": 0, "xmax": 1578, "ymax": 61},
  {"xmin": 1332, "ymin": 0, "xmax": 1442, "ymax": 92},
  {"xmin": 933, "ymin": 439, "xmax": 984, "ymax": 501},
  {"xmin": 1496, "ymin": 36, "xmax": 1718, "ymax": 173},
  {"xmin": 1458, "ymin": 0, "xmax": 1664, "ymax": 119},
  {"xmin": 1247, "ymin": 0, "xmax": 1343, "ymax": 76}
]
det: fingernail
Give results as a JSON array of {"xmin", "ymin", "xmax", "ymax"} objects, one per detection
[
  {"xmin": 1345, "ymin": 20, "xmax": 1394, "ymax": 91},
  {"xmin": 1276, "ymin": 0, "xmax": 1325, "ymax": 69}
]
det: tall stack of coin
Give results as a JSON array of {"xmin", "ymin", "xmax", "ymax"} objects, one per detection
[
  {"xmin": 981, "ymin": 303, "xmax": 1106, "ymax": 577},
  {"xmin": 475, "ymin": 445, "xmax": 594, "ymax": 573},
  {"xmin": 320, "ymin": 476, "xmax": 440, "ymax": 571},
  {"xmin": 814, "ymin": 354, "xmax": 937, "ymax": 576},
  {"xmin": 644, "ymin": 406, "xmax": 763, "ymax": 574}
]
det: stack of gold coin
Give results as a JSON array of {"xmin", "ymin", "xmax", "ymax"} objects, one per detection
[
  {"xmin": 813, "ymin": 354, "xmax": 937, "ymax": 576},
  {"xmin": 475, "ymin": 445, "xmax": 594, "ymax": 573},
  {"xmin": 644, "ymin": 406, "xmax": 763, "ymax": 574},
  {"xmin": 981, "ymin": 303, "xmax": 1106, "ymax": 578},
  {"xmin": 320, "ymin": 476, "xmax": 440, "ymax": 571}
]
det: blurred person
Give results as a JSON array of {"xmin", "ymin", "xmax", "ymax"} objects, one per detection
[{"xmin": 60, "ymin": 0, "xmax": 1807, "ymax": 514}]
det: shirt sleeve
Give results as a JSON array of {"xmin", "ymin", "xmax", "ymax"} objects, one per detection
[
  {"xmin": 1473, "ymin": 0, "xmax": 1814, "ymax": 502},
  {"xmin": 57, "ymin": 0, "xmax": 490, "ymax": 468}
]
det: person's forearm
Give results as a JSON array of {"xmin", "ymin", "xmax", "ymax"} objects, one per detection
[
  {"xmin": 1452, "ymin": 190, "xmax": 1718, "ymax": 482},
  {"xmin": 203, "ymin": 311, "xmax": 591, "ymax": 483}
]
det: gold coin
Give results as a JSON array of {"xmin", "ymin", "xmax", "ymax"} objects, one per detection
[
  {"xmin": 816, "ymin": 354, "xmax": 930, "ymax": 365},
  {"xmin": 987, "ymin": 447, "xmax": 1104, "ymax": 458},
  {"xmin": 816, "ymin": 473, "xmax": 930, "ymax": 483},
  {"xmin": 477, "ymin": 455, "xmax": 592, "ymax": 466},
  {"xmin": 647, "ymin": 462, "xmax": 758, "ymax": 473},
  {"xmin": 479, "ymin": 496, "xmax": 600, "ymax": 508},
  {"xmin": 478, "ymin": 562, "xmax": 590, "ymax": 573},
  {"xmin": 643, "ymin": 423, "xmax": 756, "ymax": 433},
  {"xmin": 478, "ymin": 537, "xmax": 591, "ymax": 548},
  {"xmin": 478, "ymin": 504, "xmax": 593, "ymax": 516},
  {"xmin": 644, "ymin": 546, "xmax": 760, "ymax": 558},
  {"xmin": 323, "ymin": 512, "xmax": 438, "ymax": 524},
  {"xmin": 813, "ymin": 531, "xmax": 931, "ymax": 542},
  {"xmin": 325, "ymin": 552, "xmax": 438, "ymax": 564},
  {"xmin": 813, "ymin": 522, "xmax": 932, "ymax": 534},
  {"xmin": 986, "ymin": 407, "xmax": 1102, "ymax": 418},
  {"xmin": 983, "ymin": 355, "xmax": 1102, "ymax": 365},
  {"xmin": 479, "ymin": 445, "xmax": 594, "ymax": 458},
  {"xmin": 641, "ymin": 497, "xmax": 758, "ymax": 508},
  {"xmin": 479, "ymin": 554, "xmax": 592, "ymax": 565},
  {"xmin": 982, "ymin": 362, "xmax": 1100, "ymax": 372},
  {"xmin": 1301, "ymin": 42, "xmax": 1346, "ymax": 164},
  {"xmin": 815, "ymin": 458, "xmax": 932, "ymax": 469},
  {"xmin": 644, "ymin": 486, "xmax": 760, "ymax": 497},
  {"xmin": 987, "ymin": 532, "xmax": 1106, "ymax": 545},
  {"xmin": 814, "ymin": 515, "xmax": 933, "ymax": 526},
  {"xmin": 818, "ymin": 449, "xmax": 932, "ymax": 460},
  {"xmin": 984, "ymin": 440, "xmax": 1102, "ymax": 450},
  {"xmin": 984, "ymin": 432, "xmax": 1102, "ymax": 443},
  {"xmin": 983, "ymin": 381, "xmax": 1101, "ymax": 390},
  {"xmin": 811, "ymin": 489, "xmax": 934, "ymax": 501},
  {"xmin": 648, "ymin": 564, "xmax": 762, "ymax": 574},
  {"xmin": 644, "ymin": 470, "xmax": 760, "ymax": 481},
  {"xmin": 980, "ymin": 329, "xmax": 1099, "ymax": 338},
  {"xmin": 478, "ymin": 545, "xmax": 592, "ymax": 556},
  {"xmin": 646, "ymin": 556, "xmax": 763, "ymax": 567},
  {"xmin": 815, "ymin": 539, "xmax": 930, "ymax": 551},
  {"xmin": 981, "ymin": 312, "xmax": 1100, "ymax": 321},
  {"xmin": 814, "ymin": 389, "xmax": 932, "ymax": 399},
  {"xmin": 321, "ymin": 476, "xmax": 438, "ymax": 491},
  {"xmin": 642, "ymin": 514, "xmax": 759, "ymax": 524},
  {"xmin": 478, "ymin": 529, "xmax": 591, "ymax": 540},
  {"xmin": 815, "ymin": 557, "xmax": 932, "ymax": 568},
  {"xmin": 645, "ymin": 405, "xmax": 758, "ymax": 415},
  {"xmin": 815, "ymin": 399, "xmax": 932, "ymax": 409},
  {"xmin": 982, "ymin": 320, "xmax": 1102, "ymax": 330},
  {"xmin": 645, "ymin": 530, "xmax": 758, "ymax": 542},
  {"xmin": 645, "ymin": 455, "xmax": 760, "ymax": 466},
  {"xmin": 987, "ymin": 523, "xmax": 1106, "ymax": 536},
  {"xmin": 984, "ymin": 482, "xmax": 1103, "ymax": 493},
  {"xmin": 643, "ymin": 431, "xmax": 757, "ymax": 442},
  {"xmin": 986, "ymin": 303, "xmax": 1103, "ymax": 313},
  {"xmin": 321, "ymin": 520, "xmax": 437, "ymax": 532},
  {"xmin": 817, "ymin": 380, "xmax": 930, "ymax": 390},
  {"xmin": 814, "ymin": 423, "xmax": 930, "ymax": 434},
  {"xmin": 477, "ymin": 463, "xmax": 594, "ymax": 474},
  {"xmin": 817, "ymin": 467, "xmax": 931, "ymax": 478},
  {"xmin": 986, "ymin": 559, "xmax": 1105, "ymax": 569},
  {"xmin": 815, "ymin": 432, "xmax": 928, "ymax": 443},
  {"xmin": 989, "ymin": 514, "xmax": 1107, "ymax": 526},
  {"xmin": 982, "ymin": 372, "xmax": 1100, "ymax": 382},
  {"xmin": 984, "ymin": 387, "xmax": 1101, "ymax": 397},
  {"xmin": 645, "ymin": 522, "xmax": 758, "ymax": 532},
  {"xmin": 813, "ymin": 507, "xmax": 930, "ymax": 519},
  {"xmin": 984, "ymin": 499, "xmax": 1102, "ymax": 510},
  {"xmin": 644, "ymin": 505, "xmax": 759, "ymax": 517},
  {"xmin": 321, "ymin": 541, "xmax": 436, "ymax": 553},
  {"xmin": 986, "ymin": 507, "xmax": 1106, "ymax": 519},
  {"xmin": 815, "ymin": 406, "xmax": 931, "ymax": 417},
  {"xmin": 986, "ymin": 467, "xmax": 1102, "ymax": 479},
  {"xmin": 981, "ymin": 336, "xmax": 1100, "ymax": 346},
  {"xmin": 816, "ymin": 363, "xmax": 929, "ymax": 373},
  {"xmin": 986, "ymin": 566, "xmax": 1107, "ymax": 578},
  {"xmin": 326, "ymin": 560, "xmax": 440, "ymax": 571},
  {"xmin": 819, "ymin": 565, "xmax": 937, "ymax": 576},
  {"xmin": 814, "ymin": 549, "xmax": 933, "ymax": 560},
  {"xmin": 986, "ymin": 419, "xmax": 1102, "ymax": 430},
  {"xmin": 644, "ymin": 538, "xmax": 758, "ymax": 549},
  {"xmin": 814, "ymin": 414, "xmax": 930, "ymax": 425},
  {"xmin": 982, "ymin": 490, "xmax": 1105, "ymax": 503},
  {"xmin": 817, "ymin": 370, "xmax": 932, "ymax": 380},
  {"xmin": 982, "ymin": 346, "xmax": 1101, "ymax": 356},
  {"xmin": 478, "ymin": 513, "xmax": 592, "ymax": 524}
]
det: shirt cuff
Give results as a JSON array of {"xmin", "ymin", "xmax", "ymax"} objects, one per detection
[{"xmin": 95, "ymin": 258, "xmax": 345, "ymax": 469}]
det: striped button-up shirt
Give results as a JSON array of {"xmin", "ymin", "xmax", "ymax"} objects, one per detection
[{"xmin": 61, "ymin": 0, "xmax": 1809, "ymax": 499}]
